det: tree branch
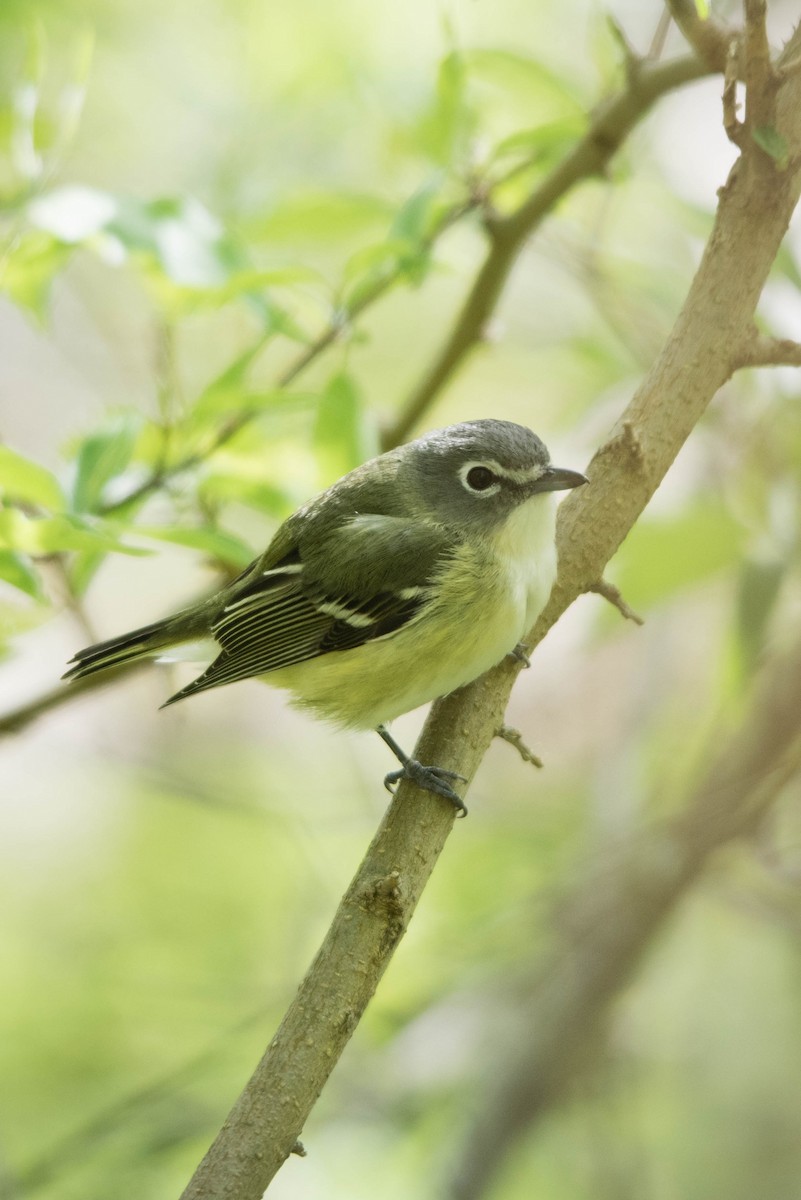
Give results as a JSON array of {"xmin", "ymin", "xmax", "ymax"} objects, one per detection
[
  {"xmin": 180, "ymin": 20, "xmax": 801, "ymax": 1200},
  {"xmin": 733, "ymin": 328, "xmax": 801, "ymax": 368},
  {"xmin": 588, "ymin": 577, "xmax": 645, "ymax": 625},
  {"xmin": 446, "ymin": 629, "xmax": 801, "ymax": 1200},
  {"xmin": 381, "ymin": 53, "xmax": 713, "ymax": 450},
  {"xmin": 666, "ymin": 0, "xmax": 738, "ymax": 73}
]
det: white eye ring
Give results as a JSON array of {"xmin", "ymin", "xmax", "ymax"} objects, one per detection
[{"xmin": 459, "ymin": 462, "xmax": 501, "ymax": 496}]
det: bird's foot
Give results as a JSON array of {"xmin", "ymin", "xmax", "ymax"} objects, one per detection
[
  {"xmin": 376, "ymin": 724, "xmax": 468, "ymax": 817},
  {"xmin": 384, "ymin": 760, "xmax": 468, "ymax": 817},
  {"xmin": 509, "ymin": 641, "xmax": 531, "ymax": 668}
]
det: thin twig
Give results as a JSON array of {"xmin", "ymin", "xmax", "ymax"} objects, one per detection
[
  {"xmin": 588, "ymin": 578, "xmax": 645, "ymax": 626},
  {"xmin": 723, "ymin": 36, "xmax": 746, "ymax": 147},
  {"xmin": 734, "ymin": 330, "xmax": 801, "ymax": 369},
  {"xmin": 495, "ymin": 726, "xmax": 543, "ymax": 769},
  {"xmin": 665, "ymin": 0, "xmax": 738, "ymax": 73}
]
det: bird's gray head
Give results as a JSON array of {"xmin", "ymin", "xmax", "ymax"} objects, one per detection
[{"xmin": 399, "ymin": 419, "xmax": 587, "ymax": 528}]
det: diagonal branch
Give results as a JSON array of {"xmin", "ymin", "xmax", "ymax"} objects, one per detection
[{"xmin": 180, "ymin": 19, "xmax": 801, "ymax": 1200}]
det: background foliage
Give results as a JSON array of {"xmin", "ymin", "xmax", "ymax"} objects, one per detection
[{"xmin": 2, "ymin": 1, "xmax": 801, "ymax": 1197}]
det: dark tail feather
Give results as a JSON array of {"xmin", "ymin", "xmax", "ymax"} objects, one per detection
[{"xmin": 62, "ymin": 614, "xmax": 197, "ymax": 683}]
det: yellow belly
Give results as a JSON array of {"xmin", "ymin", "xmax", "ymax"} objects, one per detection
[{"xmin": 263, "ymin": 502, "xmax": 557, "ymax": 729}]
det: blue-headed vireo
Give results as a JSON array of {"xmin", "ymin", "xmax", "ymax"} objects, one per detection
[{"xmin": 64, "ymin": 420, "xmax": 586, "ymax": 813}]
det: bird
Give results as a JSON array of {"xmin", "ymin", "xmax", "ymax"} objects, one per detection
[{"xmin": 64, "ymin": 419, "xmax": 587, "ymax": 814}]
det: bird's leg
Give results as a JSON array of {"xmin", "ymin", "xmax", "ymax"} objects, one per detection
[{"xmin": 376, "ymin": 725, "xmax": 467, "ymax": 817}]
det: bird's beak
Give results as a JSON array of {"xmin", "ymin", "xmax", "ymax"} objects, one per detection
[{"xmin": 531, "ymin": 466, "xmax": 589, "ymax": 494}]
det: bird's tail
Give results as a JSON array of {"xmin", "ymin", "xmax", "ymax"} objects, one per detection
[{"xmin": 63, "ymin": 610, "xmax": 207, "ymax": 683}]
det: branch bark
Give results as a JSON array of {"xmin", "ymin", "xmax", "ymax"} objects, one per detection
[
  {"xmin": 447, "ymin": 629, "xmax": 801, "ymax": 1200},
  {"xmin": 181, "ymin": 21, "xmax": 801, "ymax": 1200},
  {"xmin": 666, "ymin": 0, "xmax": 738, "ymax": 73}
]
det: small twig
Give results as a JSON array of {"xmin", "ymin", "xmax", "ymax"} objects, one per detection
[
  {"xmin": 743, "ymin": 0, "xmax": 776, "ymax": 131},
  {"xmin": 495, "ymin": 725, "xmax": 543, "ymax": 769},
  {"xmin": 648, "ymin": 9, "xmax": 673, "ymax": 62},
  {"xmin": 588, "ymin": 579, "xmax": 645, "ymax": 626},
  {"xmin": 0, "ymin": 664, "xmax": 143, "ymax": 739},
  {"xmin": 734, "ymin": 330, "xmax": 801, "ymax": 369},
  {"xmin": 723, "ymin": 37, "xmax": 746, "ymax": 148},
  {"xmin": 666, "ymin": 0, "xmax": 738, "ymax": 74},
  {"xmin": 606, "ymin": 15, "xmax": 643, "ymax": 86}
]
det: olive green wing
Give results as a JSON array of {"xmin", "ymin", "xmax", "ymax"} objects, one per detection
[{"xmin": 162, "ymin": 516, "xmax": 454, "ymax": 705}]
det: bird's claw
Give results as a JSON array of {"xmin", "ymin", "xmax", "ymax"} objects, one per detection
[
  {"xmin": 384, "ymin": 760, "xmax": 468, "ymax": 817},
  {"xmin": 510, "ymin": 642, "xmax": 531, "ymax": 668}
]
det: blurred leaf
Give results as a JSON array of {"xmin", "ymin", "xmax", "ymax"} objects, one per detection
[
  {"xmin": 28, "ymin": 184, "xmax": 117, "ymax": 242},
  {"xmin": 390, "ymin": 178, "xmax": 442, "ymax": 247},
  {"xmin": 613, "ymin": 502, "xmax": 747, "ymax": 609},
  {"xmin": 0, "ymin": 230, "xmax": 73, "ymax": 319},
  {"xmin": 67, "ymin": 549, "xmax": 106, "ymax": 597},
  {"xmin": 0, "ymin": 445, "xmax": 64, "ymax": 510},
  {"xmin": 199, "ymin": 471, "xmax": 291, "ymax": 516},
  {"xmin": 753, "ymin": 125, "xmax": 789, "ymax": 168},
  {"xmin": 735, "ymin": 558, "xmax": 785, "ymax": 673},
  {"xmin": 314, "ymin": 372, "xmax": 376, "ymax": 481},
  {"xmin": 0, "ymin": 509, "xmax": 148, "ymax": 556},
  {"xmin": 491, "ymin": 116, "xmax": 585, "ymax": 168},
  {"xmin": 189, "ymin": 336, "xmax": 272, "ymax": 424},
  {"xmin": 465, "ymin": 48, "xmax": 585, "ymax": 118},
  {"xmin": 23, "ymin": 189, "xmax": 281, "ymax": 322},
  {"xmin": 10, "ymin": 17, "xmax": 45, "ymax": 185},
  {"xmin": 192, "ymin": 389, "xmax": 297, "ymax": 432},
  {"xmin": 694, "ymin": 0, "xmax": 710, "ymax": 15},
  {"xmin": 72, "ymin": 416, "xmax": 141, "ymax": 514},
  {"xmin": 137, "ymin": 525, "xmax": 255, "ymax": 569},
  {"xmin": 0, "ymin": 550, "xmax": 44, "ymax": 599},
  {"xmin": 416, "ymin": 50, "xmax": 474, "ymax": 166},
  {"xmin": 249, "ymin": 191, "xmax": 393, "ymax": 245}
]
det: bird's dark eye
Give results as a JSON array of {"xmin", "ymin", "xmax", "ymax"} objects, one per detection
[{"xmin": 465, "ymin": 466, "xmax": 497, "ymax": 492}]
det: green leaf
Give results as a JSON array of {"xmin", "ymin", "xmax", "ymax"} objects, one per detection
[
  {"xmin": 72, "ymin": 416, "xmax": 141, "ymax": 513},
  {"xmin": 390, "ymin": 178, "xmax": 442, "ymax": 246},
  {"xmin": 736, "ymin": 558, "xmax": 785, "ymax": 673},
  {"xmin": 0, "ymin": 509, "xmax": 148, "ymax": 556},
  {"xmin": 612, "ymin": 502, "xmax": 746, "ymax": 610},
  {"xmin": 694, "ymin": 0, "xmax": 710, "ymax": 17},
  {"xmin": 0, "ymin": 231, "xmax": 73, "ymax": 319},
  {"xmin": 0, "ymin": 550, "xmax": 44, "ymax": 599},
  {"xmin": 0, "ymin": 445, "xmax": 64, "ymax": 510},
  {"xmin": 67, "ymin": 550, "xmax": 106, "ymax": 597},
  {"xmin": 753, "ymin": 125, "xmax": 789, "ymax": 167},
  {"xmin": 314, "ymin": 373, "xmax": 377, "ymax": 481},
  {"xmin": 249, "ymin": 192, "xmax": 393, "ymax": 245},
  {"xmin": 136, "ymin": 525, "xmax": 255, "ymax": 569},
  {"xmin": 189, "ymin": 337, "xmax": 272, "ymax": 424},
  {"xmin": 465, "ymin": 48, "xmax": 585, "ymax": 118},
  {"xmin": 28, "ymin": 184, "xmax": 118, "ymax": 242},
  {"xmin": 491, "ymin": 116, "xmax": 585, "ymax": 167},
  {"xmin": 10, "ymin": 18, "xmax": 45, "ymax": 185},
  {"xmin": 416, "ymin": 50, "xmax": 474, "ymax": 166}
]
